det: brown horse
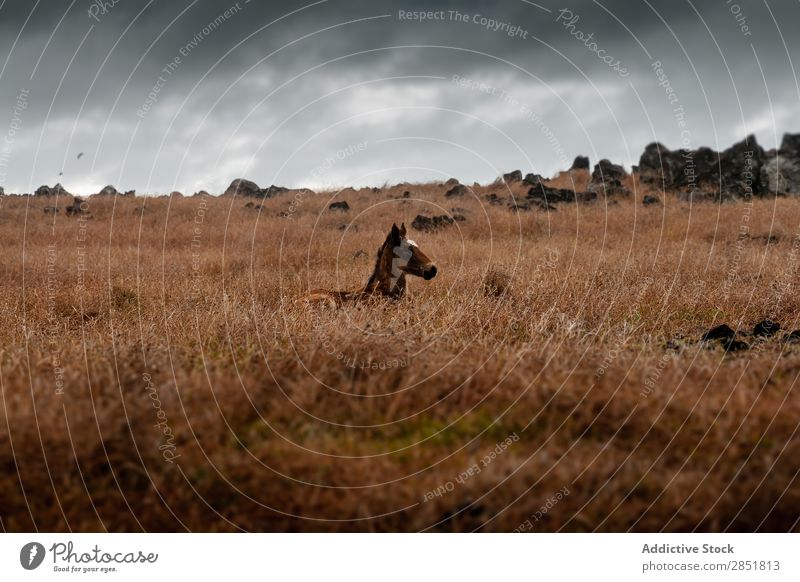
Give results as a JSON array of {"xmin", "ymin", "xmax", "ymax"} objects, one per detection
[{"xmin": 306, "ymin": 223, "xmax": 437, "ymax": 307}]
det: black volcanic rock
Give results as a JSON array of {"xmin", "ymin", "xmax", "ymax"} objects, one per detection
[
  {"xmin": 753, "ymin": 319, "xmax": 780, "ymax": 337},
  {"xmin": 445, "ymin": 184, "xmax": 469, "ymax": 197},
  {"xmin": 522, "ymin": 173, "xmax": 545, "ymax": 186},
  {"xmin": 223, "ymin": 179, "xmax": 288, "ymax": 199},
  {"xmin": 570, "ymin": 155, "xmax": 590, "ymax": 170},
  {"xmin": 639, "ymin": 135, "xmax": 766, "ymax": 199},
  {"xmin": 761, "ymin": 133, "xmax": 800, "ymax": 195},
  {"xmin": 503, "ymin": 170, "xmax": 522, "ymax": 183},
  {"xmin": 779, "ymin": 133, "xmax": 800, "ymax": 158},
  {"xmin": 329, "ymin": 201, "xmax": 350, "ymax": 211},
  {"xmin": 782, "ymin": 330, "xmax": 800, "ymax": 344},
  {"xmin": 411, "ymin": 214, "xmax": 455, "ymax": 231},
  {"xmin": 701, "ymin": 324, "xmax": 736, "ymax": 342},
  {"xmin": 35, "ymin": 183, "xmax": 70, "ymax": 197},
  {"xmin": 723, "ymin": 338, "xmax": 750, "ymax": 352},
  {"xmin": 588, "ymin": 159, "xmax": 629, "ymax": 197},
  {"xmin": 65, "ymin": 197, "xmax": 89, "ymax": 216},
  {"xmin": 263, "ymin": 185, "xmax": 288, "ymax": 198},
  {"xmin": 224, "ymin": 178, "xmax": 260, "ymax": 197}
]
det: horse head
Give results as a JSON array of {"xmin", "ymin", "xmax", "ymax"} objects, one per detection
[{"xmin": 388, "ymin": 222, "xmax": 437, "ymax": 282}]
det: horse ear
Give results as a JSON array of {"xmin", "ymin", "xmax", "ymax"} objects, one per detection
[
  {"xmin": 390, "ymin": 223, "xmax": 401, "ymax": 245},
  {"xmin": 399, "ymin": 223, "xmax": 407, "ymax": 237}
]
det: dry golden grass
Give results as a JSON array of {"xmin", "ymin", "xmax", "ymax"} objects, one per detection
[{"xmin": 1, "ymin": 177, "xmax": 800, "ymax": 532}]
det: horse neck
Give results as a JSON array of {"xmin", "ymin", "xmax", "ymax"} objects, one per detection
[{"xmin": 362, "ymin": 241, "xmax": 405, "ymax": 297}]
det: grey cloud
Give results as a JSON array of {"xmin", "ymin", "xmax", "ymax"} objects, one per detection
[{"xmin": 0, "ymin": 0, "xmax": 797, "ymax": 193}]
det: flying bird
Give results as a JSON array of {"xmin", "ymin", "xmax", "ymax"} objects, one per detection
[{"xmin": 77, "ymin": 152, "xmax": 84, "ymax": 159}]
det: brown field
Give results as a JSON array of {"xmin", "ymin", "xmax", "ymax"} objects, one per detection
[{"xmin": 2, "ymin": 172, "xmax": 800, "ymax": 532}]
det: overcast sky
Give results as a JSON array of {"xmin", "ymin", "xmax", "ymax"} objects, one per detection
[{"xmin": 0, "ymin": 0, "xmax": 797, "ymax": 194}]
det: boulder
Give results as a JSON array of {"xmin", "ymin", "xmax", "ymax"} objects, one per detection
[
  {"xmin": 723, "ymin": 338, "xmax": 750, "ymax": 352},
  {"xmin": 588, "ymin": 159, "xmax": 630, "ymax": 198},
  {"xmin": 445, "ymin": 184, "xmax": 469, "ymax": 197},
  {"xmin": 411, "ymin": 214, "xmax": 455, "ymax": 232},
  {"xmin": 716, "ymin": 135, "xmax": 765, "ymax": 197},
  {"xmin": 753, "ymin": 319, "xmax": 780, "ymax": 337},
  {"xmin": 444, "ymin": 178, "xmax": 460, "ymax": 186},
  {"xmin": 638, "ymin": 135, "xmax": 766, "ymax": 199},
  {"xmin": 223, "ymin": 179, "xmax": 288, "ymax": 199},
  {"xmin": 224, "ymin": 178, "xmax": 260, "ymax": 197},
  {"xmin": 701, "ymin": 324, "xmax": 736, "ymax": 342},
  {"xmin": 263, "ymin": 185, "xmax": 288, "ymax": 198},
  {"xmin": 760, "ymin": 133, "xmax": 800, "ymax": 195},
  {"xmin": 522, "ymin": 173, "xmax": 545, "ymax": 186},
  {"xmin": 66, "ymin": 197, "xmax": 89, "ymax": 216},
  {"xmin": 503, "ymin": 170, "xmax": 523, "ymax": 183},
  {"xmin": 35, "ymin": 183, "xmax": 71, "ymax": 197},
  {"xmin": 639, "ymin": 142, "xmax": 677, "ymax": 185},
  {"xmin": 97, "ymin": 185, "xmax": 118, "ymax": 196},
  {"xmin": 169, "ymin": 191, "xmax": 184, "ymax": 198},
  {"xmin": 526, "ymin": 183, "xmax": 583, "ymax": 204},
  {"xmin": 782, "ymin": 330, "xmax": 800, "ymax": 344},
  {"xmin": 193, "ymin": 190, "xmax": 211, "ymax": 197},
  {"xmin": 700, "ymin": 323, "xmax": 750, "ymax": 351},
  {"xmin": 779, "ymin": 133, "xmax": 800, "ymax": 158},
  {"xmin": 760, "ymin": 157, "xmax": 800, "ymax": 195},
  {"xmin": 329, "ymin": 201, "xmax": 350, "ymax": 211},
  {"xmin": 570, "ymin": 155, "xmax": 590, "ymax": 170}
]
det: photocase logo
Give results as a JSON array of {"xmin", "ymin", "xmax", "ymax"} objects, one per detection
[{"xmin": 20, "ymin": 542, "xmax": 46, "ymax": 570}]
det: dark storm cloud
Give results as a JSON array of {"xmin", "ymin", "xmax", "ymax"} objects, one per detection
[{"xmin": 0, "ymin": 0, "xmax": 797, "ymax": 193}]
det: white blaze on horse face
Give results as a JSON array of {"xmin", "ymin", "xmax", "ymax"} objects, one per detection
[{"xmin": 390, "ymin": 239, "xmax": 415, "ymax": 288}]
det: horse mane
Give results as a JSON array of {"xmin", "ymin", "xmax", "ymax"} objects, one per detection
[{"xmin": 362, "ymin": 232, "xmax": 405, "ymax": 297}]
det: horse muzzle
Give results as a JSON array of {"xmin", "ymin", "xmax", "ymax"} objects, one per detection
[{"xmin": 423, "ymin": 265, "xmax": 437, "ymax": 280}]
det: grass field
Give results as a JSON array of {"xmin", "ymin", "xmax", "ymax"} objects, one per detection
[{"xmin": 2, "ymin": 171, "xmax": 800, "ymax": 532}]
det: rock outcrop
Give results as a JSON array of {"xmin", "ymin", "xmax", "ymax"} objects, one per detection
[
  {"xmin": 224, "ymin": 178, "xmax": 260, "ymax": 197},
  {"xmin": 329, "ymin": 201, "xmax": 349, "ymax": 211},
  {"xmin": 570, "ymin": 155, "xmax": 590, "ymax": 170},
  {"xmin": 445, "ymin": 184, "xmax": 469, "ymax": 197},
  {"xmin": 35, "ymin": 183, "xmax": 70, "ymax": 197},
  {"xmin": 526, "ymin": 183, "xmax": 596, "ymax": 206},
  {"xmin": 411, "ymin": 214, "xmax": 459, "ymax": 232},
  {"xmin": 223, "ymin": 179, "xmax": 289, "ymax": 198},
  {"xmin": 522, "ymin": 173, "xmax": 545, "ymax": 186},
  {"xmin": 760, "ymin": 133, "xmax": 800, "ymax": 195},
  {"xmin": 588, "ymin": 159, "xmax": 630, "ymax": 197},
  {"xmin": 639, "ymin": 135, "xmax": 766, "ymax": 199}
]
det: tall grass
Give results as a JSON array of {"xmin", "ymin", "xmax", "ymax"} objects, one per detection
[{"xmin": 1, "ymin": 176, "xmax": 799, "ymax": 532}]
